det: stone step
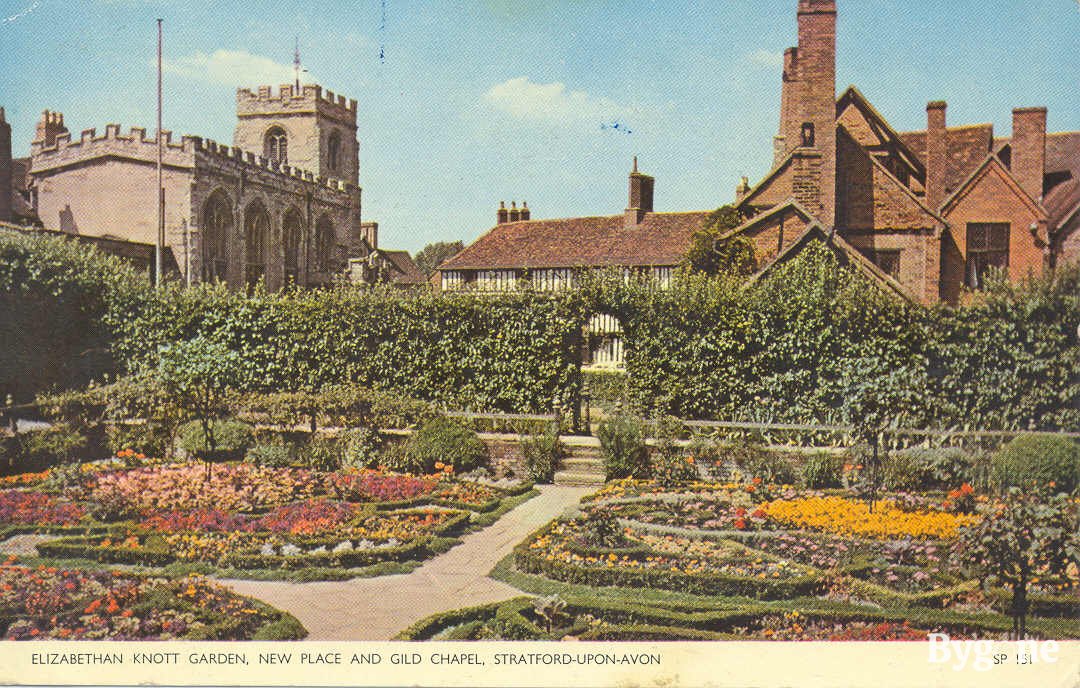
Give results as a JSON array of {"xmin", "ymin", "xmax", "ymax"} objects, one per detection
[
  {"xmin": 560, "ymin": 457, "xmax": 604, "ymax": 472},
  {"xmin": 554, "ymin": 470, "xmax": 606, "ymax": 487}
]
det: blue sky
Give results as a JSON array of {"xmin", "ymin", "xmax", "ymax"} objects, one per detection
[{"xmin": 2, "ymin": 1, "xmax": 1078, "ymax": 254}]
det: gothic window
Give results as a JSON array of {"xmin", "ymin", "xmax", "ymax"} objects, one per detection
[
  {"xmin": 244, "ymin": 201, "xmax": 271, "ymax": 286},
  {"xmin": 201, "ymin": 190, "xmax": 231, "ymax": 283},
  {"xmin": 283, "ymin": 208, "xmax": 304, "ymax": 285},
  {"xmin": 264, "ymin": 126, "xmax": 288, "ymax": 164},
  {"xmin": 314, "ymin": 216, "xmax": 335, "ymax": 273},
  {"xmin": 966, "ymin": 223, "xmax": 1010, "ymax": 289},
  {"xmin": 327, "ymin": 131, "xmax": 341, "ymax": 172}
]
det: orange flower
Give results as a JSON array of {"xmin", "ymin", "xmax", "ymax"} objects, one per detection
[{"xmin": 752, "ymin": 477, "xmax": 762, "ymax": 485}]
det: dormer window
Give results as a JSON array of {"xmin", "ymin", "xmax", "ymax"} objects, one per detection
[
  {"xmin": 801, "ymin": 122, "xmax": 815, "ymax": 147},
  {"xmin": 264, "ymin": 126, "xmax": 288, "ymax": 164}
]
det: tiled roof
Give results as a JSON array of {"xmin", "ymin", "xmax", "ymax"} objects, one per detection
[
  {"xmin": 380, "ymin": 249, "xmax": 427, "ymax": 285},
  {"xmin": 899, "ymin": 124, "xmax": 994, "ymax": 196},
  {"xmin": 1045, "ymin": 178, "xmax": 1079, "ymax": 228},
  {"xmin": 993, "ymin": 131, "xmax": 1080, "ymax": 178},
  {"xmin": 439, "ymin": 211, "xmax": 711, "ymax": 270}
]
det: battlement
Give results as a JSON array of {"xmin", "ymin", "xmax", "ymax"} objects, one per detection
[{"xmin": 235, "ymin": 83, "xmax": 357, "ymax": 124}]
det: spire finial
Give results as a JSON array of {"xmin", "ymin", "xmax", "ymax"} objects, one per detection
[
  {"xmin": 294, "ymin": 37, "xmax": 301, "ymax": 91},
  {"xmin": 632, "ymin": 155, "xmax": 638, "ymax": 173}
]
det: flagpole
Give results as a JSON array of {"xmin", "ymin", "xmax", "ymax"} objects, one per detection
[{"xmin": 156, "ymin": 18, "xmax": 164, "ymax": 286}]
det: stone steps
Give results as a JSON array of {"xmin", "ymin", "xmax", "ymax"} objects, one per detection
[
  {"xmin": 553, "ymin": 470, "xmax": 605, "ymax": 487},
  {"xmin": 554, "ymin": 447, "xmax": 605, "ymax": 486}
]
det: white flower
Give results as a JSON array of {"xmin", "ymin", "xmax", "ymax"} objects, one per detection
[
  {"xmin": 259, "ymin": 544, "xmax": 276, "ymax": 556},
  {"xmin": 332, "ymin": 540, "xmax": 353, "ymax": 552},
  {"xmin": 280, "ymin": 543, "xmax": 302, "ymax": 556}
]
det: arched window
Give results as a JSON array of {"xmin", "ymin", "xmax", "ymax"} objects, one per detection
[
  {"xmin": 327, "ymin": 131, "xmax": 341, "ymax": 172},
  {"xmin": 264, "ymin": 126, "xmax": 288, "ymax": 164},
  {"xmin": 314, "ymin": 216, "xmax": 335, "ymax": 273},
  {"xmin": 282, "ymin": 208, "xmax": 304, "ymax": 284},
  {"xmin": 244, "ymin": 201, "xmax": 271, "ymax": 286},
  {"xmin": 201, "ymin": 190, "xmax": 232, "ymax": 282}
]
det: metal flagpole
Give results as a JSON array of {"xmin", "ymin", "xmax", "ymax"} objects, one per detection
[{"xmin": 156, "ymin": 18, "xmax": 164, "ymax": 286}]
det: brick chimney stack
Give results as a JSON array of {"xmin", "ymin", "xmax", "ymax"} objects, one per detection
[
  {"xmin": 520, "ymin": 201, "xmax": 530, "ymax": 221},
  {"xmin": 34, "ymin": 110, "xmax": 67, "ymax": 148},
  {"xmin": 508, "ymin": 201, "xmax": 521, "ymax": 223},
  {"xmin": 775, "ymin": 47, "xmax": 799, "ymax": 167},
  {"xmin": 625, "ymin": 156, "xmax": 654, "ymax": 227},
  {"xmin": 1011, "ymin": 107, "xmax": 1047, "ymax": 202},
  {"xmin": 782, "ymin": 0, "xmax": 837, "ymax": 225},
  {"xmin": 925, "ymin": 101, "xmax": 948, "ymax": 210},
  {"xmin": 0, "ymin": 108, "xmax": 11, "ymax": 222},
  {"xmin": 497, "ymin": 201, "xmax": 508, "ymax": 225}
]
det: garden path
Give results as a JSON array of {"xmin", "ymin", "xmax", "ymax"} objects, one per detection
[{"xmin": 219, "ymin": 484, "xmax": 590, "ymax": 640}]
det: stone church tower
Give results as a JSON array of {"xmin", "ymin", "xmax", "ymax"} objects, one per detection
[{"xmin": 233, "ymin": 84, "xmax": 359, "ymax": 185}]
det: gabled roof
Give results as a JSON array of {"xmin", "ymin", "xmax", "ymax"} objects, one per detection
[
  {"xmin": 720, "ymin": 198, "xmax": 819, "ymax": 241},
  {"xmin": 899, "ymin": 123, "xmax": 995, "ymax": 199},
  {"xmin": 1045, "ymin": 179, "xmax": 1080, "ymax": 233},
  {"xmin": 940, "ymin": 154, "xmax": 1047, "ymax": 219},
  {"xmin": 438, "ymin": 211, "xmax": 711, "ymax": 271},
  {"xmin": 378, "ymin": 249, "xmax": 427, "ymax": 285},
  {"xmin": 746, "ymin": 223, "xmax": 914, "ymax": 302},
  {"xmin": 735, "ymin": 149, "xmax": 795, "ymax": 212},
  {"xmin": 836, "ymin": 86, "xmax": 925, "ymax": 180}
]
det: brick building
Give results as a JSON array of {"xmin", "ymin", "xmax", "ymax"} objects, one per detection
[
  {"xmin": 4, "ymin": 83, "xmax": 373, "ymax": 289},
  {"xmin": 439, "ymin": 0, "xmax": 1079, "ymax": 310},
  {"xmin": 732, "ymin": 0, "xmax": 1080, "ymax": 304}
]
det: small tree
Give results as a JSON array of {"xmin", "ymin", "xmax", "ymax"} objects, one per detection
[
  {"xmin": 683, "ymin": 205, "xmax": 754, "ymax": 275},
  {"xmin": 155, "ymin": 336, "xmax": 242, "ymax": 481},
  {"xmin": 414, "ymin": 240, "xmax": 465, "ymax": 278},
  {"xmin": 957, "ymin": 489, "xmax": 1078, "ymax": 639}
]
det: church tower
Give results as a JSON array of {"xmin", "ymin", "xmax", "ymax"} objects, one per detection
[{"xmin": 233, "ymin": 83, "xmax": 359, "ymax": 184}]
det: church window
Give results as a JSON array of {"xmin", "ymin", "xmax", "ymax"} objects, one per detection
[
  {"xmin": 283, "ymin": 208, "xmax": 304, "ymax": 284},
  {"xmin": 244, "ymin": 201, "xmax": 271, "ymax": 286},
  {"xmin": 327, "ymin": 131, "xmax": 341, "ymax": 172},
  {"xmin": 264, "ymin": 126, "xmax": 288, "ymax": 164},
  {"xmin": 315, "ymin": 216, "xmax": 335, "ymax": 272},
  {"xmin": 201, "ymin": 190, "xmax": 232, "ymax": 283}
]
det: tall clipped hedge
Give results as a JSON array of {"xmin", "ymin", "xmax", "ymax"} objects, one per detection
[
  {"xmin": 0, "ymin": 230, "xmax": 151, "ymax": 402},
  {"xmin": 115, "ymin": 282, "xmax": 585, "ymax": 414},
  {"xmin": 589, "ymin": 244, "xmax": 1079, "ymax": 431}
]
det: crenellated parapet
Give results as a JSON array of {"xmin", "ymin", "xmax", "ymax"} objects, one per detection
[
  {"xmin": 236, "ymin": 83, "xmax": 357, "ymax": 127},
  {"xmin": 29, "ymin": 122, "xmax": 355, "ymax": 195}
]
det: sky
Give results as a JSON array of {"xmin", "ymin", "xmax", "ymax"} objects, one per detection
[{"xmin": 1, "ymin": 0, "xmax": 1078, "ymax": 254}]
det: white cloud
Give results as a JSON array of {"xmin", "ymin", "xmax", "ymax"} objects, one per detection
[
  {"xmin": 747, "ymin": 49, "xmax": 784, "ymax": 68},
  {"xmin": 483, "ymin": 76, "xmax": 634, "ymax": 125},
  {"xmin": 163, "ymin": 49, "xmax": 301, "ymax": 87}
]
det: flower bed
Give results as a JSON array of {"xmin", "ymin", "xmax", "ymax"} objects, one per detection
[
  {"xmin": 89, "ymin": 463, "xmax": 320, "ymax": 516},
  {"xmin": 516, "ymin": 521, "xmax": 821, "ymax": 599},
  {"xmin": 0, "ymin": 489, "xmax": 85, "ymax": 526},
  {"xmin": 0, "ymin": 561, "xmax": 305, "ymax": 640},
  {"xmin": 761, "ymin": 496, "xmax": 978, "ymax": 540},
  {"xmin": 325, "ymin": 470, "xmax": 438, "ymax": 503}
]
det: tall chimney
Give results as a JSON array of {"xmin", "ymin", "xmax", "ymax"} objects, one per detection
[
  {"xmin": 1011, "ymin": 107, "xmax": 1047, "ymax": 202},
  {"xmin": 925, "ymin": 101, "xmax": 948, "ymax": 210},
  {"xmin": 34, "ymin": 110, "xmax": 67, "ymax": 148},
  {"xmin": 775, "ymin": 46, "xmax": 799, "ymax": 166},
  {"xmin": 520, "ymin": 201, "xmax": 530, "ymax": 221},
  {"xmin": 625, "ymin": 157, "xmax": 654, "ymax": 227},
  {"xmin": 496, "ymin": 201, "xmax": 508, "ymax": 225},
  {"xmin": 0, "ymin": 108, "xmax": 11, "ymax": 222},
  {"xmin": 793, "ymin": 0, "xmax": 837, "ymax": 224},
  {"xmin": 508, "ymin": 201, "xmax": 521, "ymax": 222}
]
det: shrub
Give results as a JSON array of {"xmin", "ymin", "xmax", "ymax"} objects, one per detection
[
  {"xmin": 802, "ymin": 452, "xmax": 843, "ymax": 489},
  {"xmin": 730, "ymin": 444, "xmax": 796, "ymax": 485},
  {"xmin": 245, "ymin": 441, "xmax": 295, "ymax": 468},
  {"xmin": 992, "ymin": 434, "xmax": 1079, "ymax": 495},
  {"xmin": 888, "ymin": 446, "xmax": 977, "ymax": 490},
  {"xmin": 597, "ymin": 413, "xmax": 648, "ymax": 480},
  {"xmin": 297, "ymin": 436, "xmax": 343, "ymax": 472},
  {"xmin": 400, "ymin": 417, "xmax": 488, "ymax": 474},
  {"xmin": 520, "ymin": 422, "xmax": 564, "ymax": 484},
  {"xmin": 339, "ymin": 427, "xmax": 384, "ymax": 469},
  {"xmin": 881, "ymin": 449, "xmax": 936, "ymax": 491},
  {"xmin": 177, "ymin": 419, "xmax": 253, "ymax": 462},
  {"xmin": 17, "ymin": 424, "xmax": 88, "ymax": 467}
]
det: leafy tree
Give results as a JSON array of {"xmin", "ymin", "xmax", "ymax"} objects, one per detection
[
  {"xmin": 683, "ymin": 205, "xmax": 754, "ymax": 275},
  {"xmin": 155, "ymin": 336, "xmax": 242, "ymax": 480},
  {"xmin": 414, "ymin": 240, "xmax": 465, "ymax": 278},
  {"xmin": 956, "ymin": 489, "xmax": 1079, "ymax": 639}
]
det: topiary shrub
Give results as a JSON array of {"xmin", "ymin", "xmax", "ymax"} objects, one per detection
[
  {"xmin": 297, "ymin": 435, "xmax": 342, "ymax": 472},
  {"xmin": 597, "ymin": 413, "xmax": 648, "ymax": 480},
  {"xmin": 177, "ymin": 418, "xmax": 252, "ymax": 463},
  {"xmin": 992, "ymin": 434, "xmax": 1079, "ymax": 495},
  {"xmin": 339, "ymin": 427, "xmax": 385, "ymax": 469},
  {"xmin": 399, "ymin": 417, "xmax": 488, "ymax": 474},
  {"xmin": 801, "ymin": 452, "xmax": 843, "ymax": 489},
  {"xmin": 888, "ymin": 446, "xmax": 977, "ymax": 490},
  {"xmin": 520, "ymin": 422, "xmax": 564, "ymax": 484}
]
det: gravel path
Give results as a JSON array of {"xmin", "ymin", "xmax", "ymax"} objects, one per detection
[{"xmin": 219, "ymin": 484, "xmax": 589, "ymax": 640}]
